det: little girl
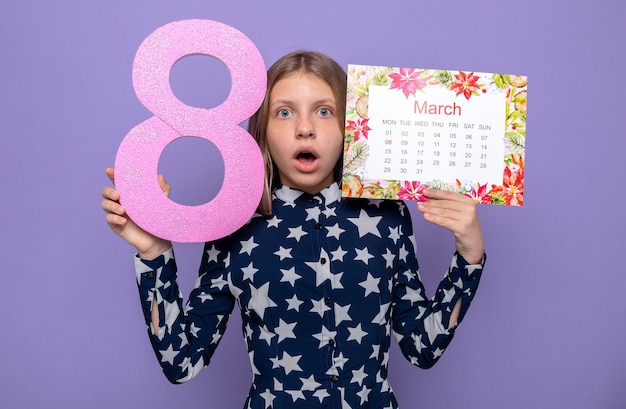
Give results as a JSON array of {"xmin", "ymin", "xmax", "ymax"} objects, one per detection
[{"xmin": 102, "ymin": 50, "xmax": 485, "ymax": 409}]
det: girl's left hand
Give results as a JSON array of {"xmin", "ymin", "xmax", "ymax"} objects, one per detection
[{"xmin": 416, "ymin": 188, "xmax": 484, "ymax": 264}]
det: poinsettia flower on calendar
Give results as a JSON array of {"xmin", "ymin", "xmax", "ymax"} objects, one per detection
[
  {"xmin": 346, "ymin": 118, "xmax": 372, "ymax": 141},
  {"xmin": 397, "ymin": 180, "xmax": 428, "ymax": 201},
  {"xmin": 388, "ymin": 68, "xmax": 428, "ymax": 98},
  {"xmin": 450, "ymin": 71, "xmax": 481, "ymax": 100}
]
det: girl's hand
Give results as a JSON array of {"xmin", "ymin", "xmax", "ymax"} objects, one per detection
[
  {"xmin": 101, "ymin": 167, "xmax": 172, "ymax": 260},
  {"xmin": 416, "ymin": 188, "xmax": 484, "ymax": 264}
]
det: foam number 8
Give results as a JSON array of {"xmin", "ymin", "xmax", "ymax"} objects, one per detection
[{"xmin": 114, "ymin": 20, "xmax": 266, "ymax": 242}]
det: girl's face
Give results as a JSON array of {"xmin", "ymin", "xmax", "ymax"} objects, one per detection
[{"xmin": 266, "ymin": 71, "xmax": 343, "ymax": 195}]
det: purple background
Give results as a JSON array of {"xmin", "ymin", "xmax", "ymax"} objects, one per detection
[{"xmin": 1, "ymin": 0, "xmax": 624, "ymax": 408}]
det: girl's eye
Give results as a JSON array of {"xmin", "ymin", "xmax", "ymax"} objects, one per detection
[
  {"xmin": 277, "ymin": 109, "xmax": 292, "ymax": 118},
  {"xmin": 317, "ymin": 107, "xmax": 332, "ymax": 117}
]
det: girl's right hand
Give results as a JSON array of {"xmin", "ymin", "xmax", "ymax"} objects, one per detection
[{"xmin": 101, "ymin": 167, "xmax": 172, "ymax": 260}]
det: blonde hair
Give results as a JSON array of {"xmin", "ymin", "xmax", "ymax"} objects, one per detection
[{"xmin": 248, "ymin": 50, "xmax": 347, "ymax": 215}]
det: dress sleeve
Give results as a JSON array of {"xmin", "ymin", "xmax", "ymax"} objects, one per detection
[
  {"xmin": 135, "ymin": 244, "xmax": 236, "ymax": 384},
  {"xmin": 391, "ymin": 221, "xmax": 485, "ymax": 369}
]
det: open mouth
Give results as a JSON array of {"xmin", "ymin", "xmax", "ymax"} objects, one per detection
[{"xmin": 296, "ymin": 151, "xmax": 317, "ymax": 164}]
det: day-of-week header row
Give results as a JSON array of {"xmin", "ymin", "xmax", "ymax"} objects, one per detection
[{"xmin": 384, "ymin": 119, "xmax": 492, "ymax": 130}]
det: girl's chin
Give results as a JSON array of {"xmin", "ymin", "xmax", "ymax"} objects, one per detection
[{"xmin": 282, "ymin": 174, "xmax": 335, "ymax": 194}]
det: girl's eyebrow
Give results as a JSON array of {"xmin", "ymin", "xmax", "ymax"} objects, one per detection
[{"xmin": 269, "ymin": 97, "xmax": 336, "ymax": 108}]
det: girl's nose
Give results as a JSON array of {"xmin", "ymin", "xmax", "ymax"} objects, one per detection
[{"xmin": 296, "ymin": 115, "xmax": 315, "ymax": 138}]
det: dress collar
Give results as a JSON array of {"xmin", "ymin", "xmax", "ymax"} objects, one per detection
[{"xmin": 274, "ymin": 183, "xmax": 342, "ymax": 207}]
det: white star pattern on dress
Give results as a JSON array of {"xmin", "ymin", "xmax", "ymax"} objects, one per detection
[
  {"xmin": 241, "ymin": 262, "xmax": 258, "ymax": 282},
  {"xmin": 305, "ymin": 206, "xmax": 321, "ymax": 222},
  {"xmin": 326, "ymin": 223, "xmax": 345, "ymax": 240},
  {"xmin": 348, "ymin": 209, "xmax": 382, "ymax": 238},
  {"xmin": 347, "ymin": 323, "xmax": 368, "ymax": 344},
  {"xmin": 258, "ymin": 325, "xmax": 275, "ymax": 345},
  {"xmin": 159, "ymin": 344, "xmax": 177, "ymax": 365},
  {"xmin": 266, "ymin": 215, "xmax": 282, "ymax": 228},
  {"xmin": 310, "ymin": 297, "xmax": 331, "ymax": 318},
  {"xmin": 312, "ymin": 389, "xmax": 330, "ymax": 403},
  {"xmin": 280, "ymin": 267, "xmax": 300, "ymax": 286},
  {"xmin": 333, "ymin": 352, "xmax": 349, "ymax": 369},
  {"xmin": 388, "ymin": 225, "xmax": 401, "ymax": 244},
  {"xmin": 334, "ymin": 303, "xmax": 352, "ymax": 325},
  {"xmin": 164, "ymin": 299, "xmax": 180, "ymax": 330},
  {"xmin": 425, "ymin": 310, "xmax": 448, "ymax": 345},
  {"xmin": 412, "ymin": 333, "xmax": 426, "ymax": 353},
  {"xmin": 285, "ymin": 389, "xmax": 305, "ymax": 402},
  {"xmin": 330, "ymin": 246, "xmax": 347, "ymax": 262},
  {"xmin": 357, "ymin": 385, "xmax": 371, "ymax": 405},
  {"xmin": 286, "ymin": 226, "xmax": 307, "ymax": 242},
  {"xmin": 399, "ymin": 243, "xmax": 409, "ymax": 262},
  {"xmin": 305, "ymin": 249, "xmax": 332, "ymax": 287},
  {"xmin": 371, "ymin": 302, "xmax": 391, "ymax": 325},
  {"xmin": 260, "ymin": 389, "xmax": 275, "ymax": 409},
  {"xmin": 442, "ymin": 287, "xmax": 456, "ymax": 304},
  {"xmin": 240, "ymin": 237, "xmax": 259, "ymax": 256},
  {"xmin": 359, "ymin": 273, "xmax": 381, "ymax": 297},
  {"xmin": 382, "ymin": 248, "xmax": 395, "ymax": 268},
  {"xmin": 322, "ymin": 206, "xmax": 336, "ymax": 218},
  {"xmin": 351, "ymin": 365, "xmax": 367, "ymax": 386},
  {"xmin": 312, "ymin": 325, "xmax": 337, "ymax": 348},
  {"xmin": 275, "ymin": 319, "xmax": 297, "ymax": 343},
  {"xmin": 198, "ymin": 292, "xmax": 213, "ymax": 303},
  {"xmin": 402, "ymin": 287, "xmax": 425, "ymax": 303},
  {"xmin": 285, "ymin": 294, "xmax": 303, "ymax": 312},
  {"xmin": 248, "ymin": 282, "xmax": 277, "ymax": 320},
  {"xmin": 299, "ymin": 374, "xmax": 321, "ymax": 391},
  {"xmin": 210, "ymin": 275, "xmax": 228, "ymax": 290},
  {"xmin": 277, "ymin": 352, "xmax": 303, "ymax": 375},
  {"xmin": 369, "ymin": 344, "xmax": 380, "ymax": 360},
  {"xmin": 205, "ymin": 244, "xmax": 220, "ymax": 263},
  {"xmin": 331, "ymin": 271, "xmax": 345, "ymax": 290},
  {"xmin": 354, "ymin": 247, "xmax": 374, "ymax": 264},
  {"xmin": 189, "ymin": 322, "xmax": 200, "ymax": 337},
  {"xmin": 274, "ymin": 246, "xmax": 292, "ymax": 261}
]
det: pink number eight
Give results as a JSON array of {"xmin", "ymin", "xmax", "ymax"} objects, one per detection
[{"xmin": 114, "ymin": 20, "xmax": 266, "ymax": 242}]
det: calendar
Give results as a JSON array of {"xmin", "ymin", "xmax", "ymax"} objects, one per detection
[{"xmin": 342, "ymin": 64, "xmax": 527, "ymax": 206}]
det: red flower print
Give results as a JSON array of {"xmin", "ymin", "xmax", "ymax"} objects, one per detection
[
  {"xmin": 490, "ymin": 166, "xmax": 524, "ymax": 206},
  {"xmin": 463, "ymin": 182, "xmax": 492, "ymax": 204},
  {"xmin": 397, "ymin": 181, "xmax": 428, "ymax": 201},
  {"xmin": 450, "ymin": 71, "xmax": 481, "ymax": 101},
  {"xmin": 388, "ymin": 68, "xmax": 427, "ymax": 98},
  {"xmin": 346, "ymin": 118, "xmax": 371, "ymax": 141}
]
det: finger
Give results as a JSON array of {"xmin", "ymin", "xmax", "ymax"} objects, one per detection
[
  {"xmin": 101, "ymin": 197, "xmax": 125, "ymax": 216},
  {"xmin": 158, "ymin": 174, "xmax": 171, "ymax": 197},
  {"xmin": 101, "ymin": 186, "xmax": 120, "ymax": 201},
  {"xmin": 423, "ymin": 188, "xmax": 470, "ymax": 203},
  {"xmin": 105, "ymin": 212, "xmax": 128, "ymax": 228},
  {"xmin": 418, "ymin": 197, "xmax": 467, "ymax": 219},
  {"xmin": 421, "ymin": 208, "xmax": 462, "ymax": 230},
  {"xmin": 417, "ymin": 194, "xmax": 477, "ymax": 228},
  {"xmin": 105, "ymin": 167, "xmax": 115, "ymax": 185}
]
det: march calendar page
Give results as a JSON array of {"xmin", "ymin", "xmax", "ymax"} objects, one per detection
[{"xmin": 341, "ymin": 64, "xmax": 527, "ymax": 206}]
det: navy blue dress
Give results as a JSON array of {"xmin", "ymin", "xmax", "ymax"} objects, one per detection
[{"xmin": 134, "ymin": 183, "xmax": 484, "ymax": 408}]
